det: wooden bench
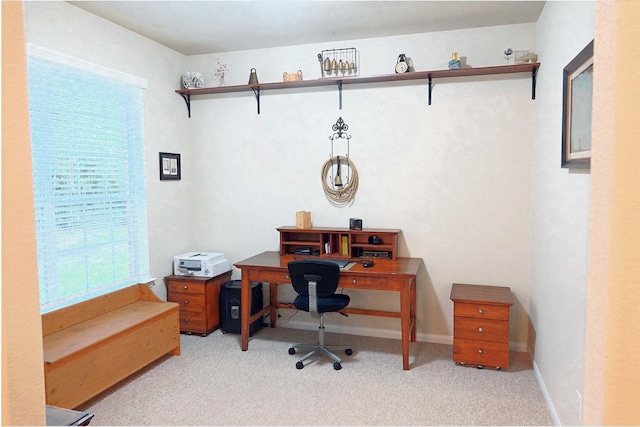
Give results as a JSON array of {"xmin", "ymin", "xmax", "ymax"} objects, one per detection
[{"xmin": 42, "ymin": 284, "xmax": 180, "ymax": 409}]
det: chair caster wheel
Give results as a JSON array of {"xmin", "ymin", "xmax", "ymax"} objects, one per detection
[
  {"xmin": 345, "ymin": 348, "xmax": 353, "ymax": 356},
  {"xmin": 333, "ymin": 362, "xmax": 342, "ymax": 370},
  {"xmin": 288, "ymin": 347, "xmax": 296, "ymax": 355},
  {"xmin": 296, "ymin": 361, "xmax": 304, "ymax": 369}
]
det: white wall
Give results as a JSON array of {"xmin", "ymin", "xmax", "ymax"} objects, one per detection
[
  {"xmin": 532, "ymin": 1, "xmax": 594, "ymax": 425},
  {"xmin": 184, "ymin": 23, "xmax": 537, "ymax": 345},
  {"xmin": 25, "ymin": 0, "xmax": 539, "ymax": 356}
]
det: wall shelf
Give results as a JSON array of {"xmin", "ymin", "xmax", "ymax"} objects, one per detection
[{"xmin": 176, "ymin": 63, "xmax": 540, "ymax": 117}]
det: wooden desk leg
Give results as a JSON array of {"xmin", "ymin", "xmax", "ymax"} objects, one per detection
[
  {"xmin": 241, "ymin": 274, "xmax": 251, "ymax": 351},
  {"xmin": 411, "ymin": 278, "xmax": 417, "ymax": 342},
  {"xmin": 400, "ymin": 283, "xmax": 411, "ymax": 370},
  {"xmin": 269, "ymin": 282, "xmax": 278, "ymax": 328}
]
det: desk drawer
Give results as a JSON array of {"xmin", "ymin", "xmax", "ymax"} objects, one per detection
[
  {"xmin": 454, "ymin": 302, "xmax": 509, "ymax": 321},
  {"xmin": 454, "ymin": 317, "xmax": 509, "ymax": 343},
  {"xmin": 167, "ymin": 293, "xmax": 206, "ymax": 313},
  {"xmin": 341, "ymin": 275, "xmax": 389, "ymax": 290},
  {"xmin": 254, "ymin": 270, "xmax": 291, "ymax": 284},
  {"xmin": 167, "ymin": 281, "xmax": 205, "ymax": 295}
]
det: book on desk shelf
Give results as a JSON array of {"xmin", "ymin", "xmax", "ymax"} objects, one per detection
[{"xmin": 341, "ymin": 236, "xmax": 349, "ymax": 256}]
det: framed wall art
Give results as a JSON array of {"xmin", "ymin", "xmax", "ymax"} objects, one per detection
[
  {"xmin": 159, "ymin": 152, "xmax": 181, "ymax": 180},
  {"xmin": 561, "ymin": 40, "xmax": 594, "ymax": 169}
]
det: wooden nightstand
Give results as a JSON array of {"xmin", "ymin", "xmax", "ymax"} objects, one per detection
[
  {"xmin": 450, "ymin": 283, "xmax": 514, "ymax": 369},
  {"xmin": 165, "ymin": 271, "xmax": 232, "ymax": 336}
]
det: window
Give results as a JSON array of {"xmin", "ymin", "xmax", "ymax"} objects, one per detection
[{"xmin": 27, "ymin": 45, "xmax": 150, "ymax": 313}]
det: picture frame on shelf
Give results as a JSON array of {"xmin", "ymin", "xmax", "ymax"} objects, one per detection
[
  {"xmin": 159, "ymin": 152, "xmax": 181, "ymax": 180},
  {"xmin": 561, "ymin": 40, "xmax": 594, "ymax": 169}
]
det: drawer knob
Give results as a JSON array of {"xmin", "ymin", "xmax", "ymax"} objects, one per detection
[
  {"xmin": 478, "ymin": 349, "xmax": 483, "ymax": 354},
  {"xmin": 478, "ymin": 309, "xmax": 484, "ymax": 314},
  {"xmin": 285, "ymin": 275, "xmax": 290, "ymax": 279},
  {"xmin": 352, "ymin": 279, "xmax": 357, "ymax": 284},
  {"xmin": 183, "ymin": 318, "xmax": 189, "ymax": 323},
  {"xmin": 184, "ymin": 300, "xmax": 189, "ymax": 305},
  {"xmin": 183, "ymin": 285, "xmax": 188, "ymax": 290},
  {"xmin": 478, "ymin": 327, "xmax": 484, "ymax": 333}
]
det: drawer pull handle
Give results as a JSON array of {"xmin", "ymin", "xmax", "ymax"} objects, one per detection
[
  {"xmin": 183, "ymin": 318, "xmax": 189, "ymax": 323},
  {"xmin": 184, "ymin": 300, "xmax": 189, "ymax": 305},
  {"xmin": 478, "ymin": 349, "xmax": 483, "ymax": 354},
  {"xmin": 478, "ymin": 327, "xmax": 484, "ymax": 333},
  {"xmin": 285, "ymin": 275, "xmax": 290, "ymax": 279},
  {"xmin": 183, "ymin": 285, "xmax": 188, "ymax": 290},
  {"xmin": 352, "ymin": 279, "xmax": 357, "ymax": 284},
  {"xmin": 478, "ymin": 309, "xmax": 484, "ymax": 314}
]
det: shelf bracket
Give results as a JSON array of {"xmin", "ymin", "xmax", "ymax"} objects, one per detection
[
  {"xmin": 531, "ymin": 67, "xmax": 537, "ymax": 100},
  {"xmin": 337, "ymin": 80, "xmax": 343, "ymax": 110},
  {"xmin": 180, "ymin": 93, "xmax": 191, "ymax": 118},
  {"xmin": 251, "ymin": 87, "xmax": 261, "ymax": 114},
  {"xmin": 428, "ymin": 75, "xmax": 432, "ymax": 105}
]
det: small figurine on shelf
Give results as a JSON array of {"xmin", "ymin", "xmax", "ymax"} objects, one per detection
[
  {"xmin": 504, "ymin": 46, "xmax": 514, "ymax": 64},
  {"xmin": 448, "ymin": 52, "xmax": 461, "ymax": 70},
  {"xmin": 214, "ymin": 58, "xmax": 228, "ymax": 86}
]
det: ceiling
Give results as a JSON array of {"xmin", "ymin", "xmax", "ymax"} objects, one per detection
[{"xmin": 68, "ymin": 1, "xmax": 546, "ymax": 56}]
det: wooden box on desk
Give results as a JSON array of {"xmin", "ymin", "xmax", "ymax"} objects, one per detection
[{"xmin": 296, "ymin": 211, "xmax": 311, "ymax": 229}]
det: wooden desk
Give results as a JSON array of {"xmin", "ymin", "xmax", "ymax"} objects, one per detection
[{"xmin": 234, "ymin": 251, "xmax": 422, "ymax": 370}]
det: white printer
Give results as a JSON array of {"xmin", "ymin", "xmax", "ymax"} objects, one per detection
[{"xmin": 173, "ymin": 252, "xmax": 230, "ymax": 278}]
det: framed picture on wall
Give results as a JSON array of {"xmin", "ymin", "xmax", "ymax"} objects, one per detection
[
  {"xmin": 561, "ymin": 40, "xmax": 594, "ymax": 169},
  {"xmin": 159, "ymin": 152, "xmax": 181, "ymax": 180}
]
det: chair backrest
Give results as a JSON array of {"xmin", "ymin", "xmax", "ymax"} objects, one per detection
[{"xmin": 288, "ymin": 260, "xmax": 340, "ymax": 297}]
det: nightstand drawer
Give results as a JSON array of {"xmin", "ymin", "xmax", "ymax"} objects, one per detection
[
  {"xmin": 454, "ymin": 317, "xmax": 509, "ymax": 343},
  {"xmin": 453, "ymin": 338, "xmax": 509, "ymax": 368},
  {"xmin": 167, "ymin": 293, "xmax": 206, "ymax": 312},
  {"xmin": 454, "ymin": 302, "xmax": 509, "ymax": 321},
  {"xmin": 167, "ymin": 281, "xmax": 205, "ymax": 295}
]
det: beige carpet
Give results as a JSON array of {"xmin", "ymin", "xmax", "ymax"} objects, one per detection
[{"xmin": 80, "ymin": 327, "xmax": 553, "ymax": 426}]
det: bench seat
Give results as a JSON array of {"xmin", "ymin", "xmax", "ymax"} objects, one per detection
[{"xmin": 42, "ymin": 284, "xmax": 180, "ymax": 409}]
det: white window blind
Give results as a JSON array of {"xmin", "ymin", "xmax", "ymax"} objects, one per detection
[{"xmin": 27, "ymin": 51, "xmax": 150, "ymax": 313}]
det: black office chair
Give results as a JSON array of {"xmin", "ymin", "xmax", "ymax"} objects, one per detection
[{"xmin": 287, "ymin": 259, "xmax": 353, "ymax": 370}]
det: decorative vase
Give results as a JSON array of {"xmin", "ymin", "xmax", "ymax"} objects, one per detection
[{"xmin": 448, "ymin": 52, "xmax": 461, "ymax": 70}]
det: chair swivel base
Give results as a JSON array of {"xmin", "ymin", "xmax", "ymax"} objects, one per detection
[{"xmin": 288, "ymin": 343, "xmax": 353, "ymax": 370}]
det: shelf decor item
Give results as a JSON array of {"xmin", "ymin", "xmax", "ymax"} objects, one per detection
[
  {"xmin": 248, "ymin": 68, "xmax": 259, "ymax": 84},
  {"xmin": 561, "ymin": 39, "xmax": 593, "ymax": 169},
  {"xmin": 318, "ymin": 47, "xmax": 358, "ymax": 78},
  {"xmin": 514, "ymin": 50, "xmax": 538, "ymax": 64},
  {"xmin": 182, "ymin": 71, "xmax": 204, "ymax": 89},
  {"xmin": 283, "ymin": 70, "xmax": 303, "ymax": 82},
  {"xmin": 448, "ymin": 52, "xmax": 461, "ymax": 70},
  {"xmin": 395, "ymin": 54, "xmax": 410, "ymax": 73},
  {"xmin": 159, "ymin": 152, "xmax": 181, "ymax": 180},
  {"xmin": 214, "ymin": 58, "xmax": 228, "ymax": 86}
]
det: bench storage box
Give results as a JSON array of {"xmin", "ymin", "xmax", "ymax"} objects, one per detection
[{"xmin": 42, "ymin": 284, "xmax": 180, "ymax": 408}]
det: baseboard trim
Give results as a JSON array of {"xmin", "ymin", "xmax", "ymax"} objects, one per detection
[
  {"xmin": 532, "ymin": 359, "xmax": 561, "ymax": 426},
  {"xmin": 278, "ymin": 321, "xmax": 528, "ymax": 352}
]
